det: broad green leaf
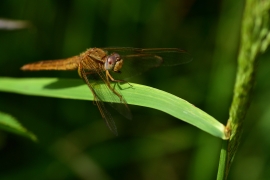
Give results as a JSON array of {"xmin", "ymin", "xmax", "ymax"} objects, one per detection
[
  {"xmin": 0, "ymin": 77, "xmax": 228, "ymax": 139},
  {"xmin": 0, "ymin": 111, "xmax": 37, "ymax": 141}
]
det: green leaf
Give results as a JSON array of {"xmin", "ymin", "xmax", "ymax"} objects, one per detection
[
  {"xmin": 0, "ymin": 111, "xmax": 37, "ymax": 141},
  {"xmin": 0, "ymin": 77, "xmax": 228, "ymax": 139}
]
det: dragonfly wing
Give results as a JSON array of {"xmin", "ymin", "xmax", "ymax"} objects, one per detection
[
  {"xmin": 137, "ymin": 48, "xmax": 192, "ymax": 66},
  {"xmin": 112, "ymin": 53, "xmax": 163, "ymax": 80},
  {"xmin": 80, "ymin": 68, "xmax": 119, "ymax": 135},
  {"xmin": 102, "ymin": 47, "xmax": 192, "ymax": 80},
  {"xmin": 102, "ymin": 47, "xmax": 192, "ymax": 66},
  {"xmin": 92, "ymin": 80, "xmax": 132, "ymax": 120},
  {"xmin": 80, "ymin": 58, "xmax": 132, "ymax": 135}
]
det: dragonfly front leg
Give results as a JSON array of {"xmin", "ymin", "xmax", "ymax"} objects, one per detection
[
  {"xmin": 106, "ymin": 70, "xmax": 124, "ymax": 83},
  {"xmin": 105, "ymin": 70, "xmax": 128, "ymax": 102},
  {"xmin": 106, "ymin": 70, "xmax": 133, "ymax": 89}
]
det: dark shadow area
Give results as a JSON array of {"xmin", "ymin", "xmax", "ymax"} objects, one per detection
[{"xmin": 44, "ymin": 78, "xmax": 84, "ymax": 89}]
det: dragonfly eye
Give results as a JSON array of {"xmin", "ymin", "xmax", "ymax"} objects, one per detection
[{"xmin": 104, "ymin": 53, "xmax": 123, "ymax": 72}]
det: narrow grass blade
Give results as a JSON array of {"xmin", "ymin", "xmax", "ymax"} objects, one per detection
[{"xmin": 0, "ymin": 111, "xmax": 37, "ymax": 141}]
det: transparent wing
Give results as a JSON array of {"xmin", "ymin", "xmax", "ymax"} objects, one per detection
[
  {"xmin": 79, "ymin": 58, "xmax": 132, "ymax": 135},
  {"xmin": 102, "ymin": 47, "xmax": 192, "ymax": 66},
  {"xmin": 102, "ymin": 47, "xmax": 192, "ymax": 80},
  {"xmin": 114, "ymin": 53, "xmax": 163, "ymax": 80},
  {"xmin": 92, "ymin": 79, "xmax": 132, "ymax": 120}
]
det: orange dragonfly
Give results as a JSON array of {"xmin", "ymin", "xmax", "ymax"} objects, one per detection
[{"xmin": 21, "ymin": 48, "xmax": 192, "ymax": 135}]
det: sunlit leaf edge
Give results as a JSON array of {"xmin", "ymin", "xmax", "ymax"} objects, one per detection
[{"xmin": 0, "ymin": 111, "xmax": 37, "ymax": 141}]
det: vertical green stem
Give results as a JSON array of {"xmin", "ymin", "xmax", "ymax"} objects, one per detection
[{"xmin": 217, "ymin": 0, "xmax": 270, "ymax": 179}]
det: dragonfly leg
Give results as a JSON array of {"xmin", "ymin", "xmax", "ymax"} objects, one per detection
[
  {"xmin": 106, "ymin": 70, "xmax": 125, "ymax": 83},
  {"xmin": 106, "ymin": 70, "xmax": 133, "ymax": 88},
  {"xmin": 78, "ymin": 63, "xmax": 83, "ymax": 78},
  {"xmin": 104, "ymin": 70, "xmax": 125, "ymax": 100},
  {"xmin": 105, "ymin": 70, "xmax": 133, "ymax": 103}
]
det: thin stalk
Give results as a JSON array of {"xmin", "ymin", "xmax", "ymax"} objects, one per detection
[{"xmin": 217, "ymin": 0, "xmax": 270, "ymax": 179}]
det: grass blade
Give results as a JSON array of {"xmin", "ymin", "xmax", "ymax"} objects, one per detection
[
  {"xmin": 0, "ymin": 77, "xmax": 227, "ymax": 139},
  {"xmin": 0, "ymin": 111, "xmax": 37, "ymax": 141}
]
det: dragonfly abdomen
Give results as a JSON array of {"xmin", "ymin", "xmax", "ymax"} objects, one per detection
[{"xmin": 21, "ymin": 56, "xmax": 80, "ymax": 71}]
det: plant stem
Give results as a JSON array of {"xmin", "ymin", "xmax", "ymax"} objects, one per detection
[{"xmin": 217, "ymin": 0, "xmax": 270, "ymax": 179}]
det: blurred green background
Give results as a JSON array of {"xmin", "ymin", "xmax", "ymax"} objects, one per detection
[{"xmin": 1, "ymin": 0, "xmax": 270, "ymax": 179}]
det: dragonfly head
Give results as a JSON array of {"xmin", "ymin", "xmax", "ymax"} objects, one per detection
[{"xmin": 105, "ymin": 53, "xmax": 123, "ymax": 72}]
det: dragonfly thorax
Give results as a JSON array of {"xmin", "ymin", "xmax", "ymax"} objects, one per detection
[{"xmin": 104, "ymin": 53, "xmax": 123, "ymax": 72}]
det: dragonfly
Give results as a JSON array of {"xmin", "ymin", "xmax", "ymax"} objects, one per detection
[{"xmin": 21, "ymin": 47, "xmax": 192, "ymax": 135}]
